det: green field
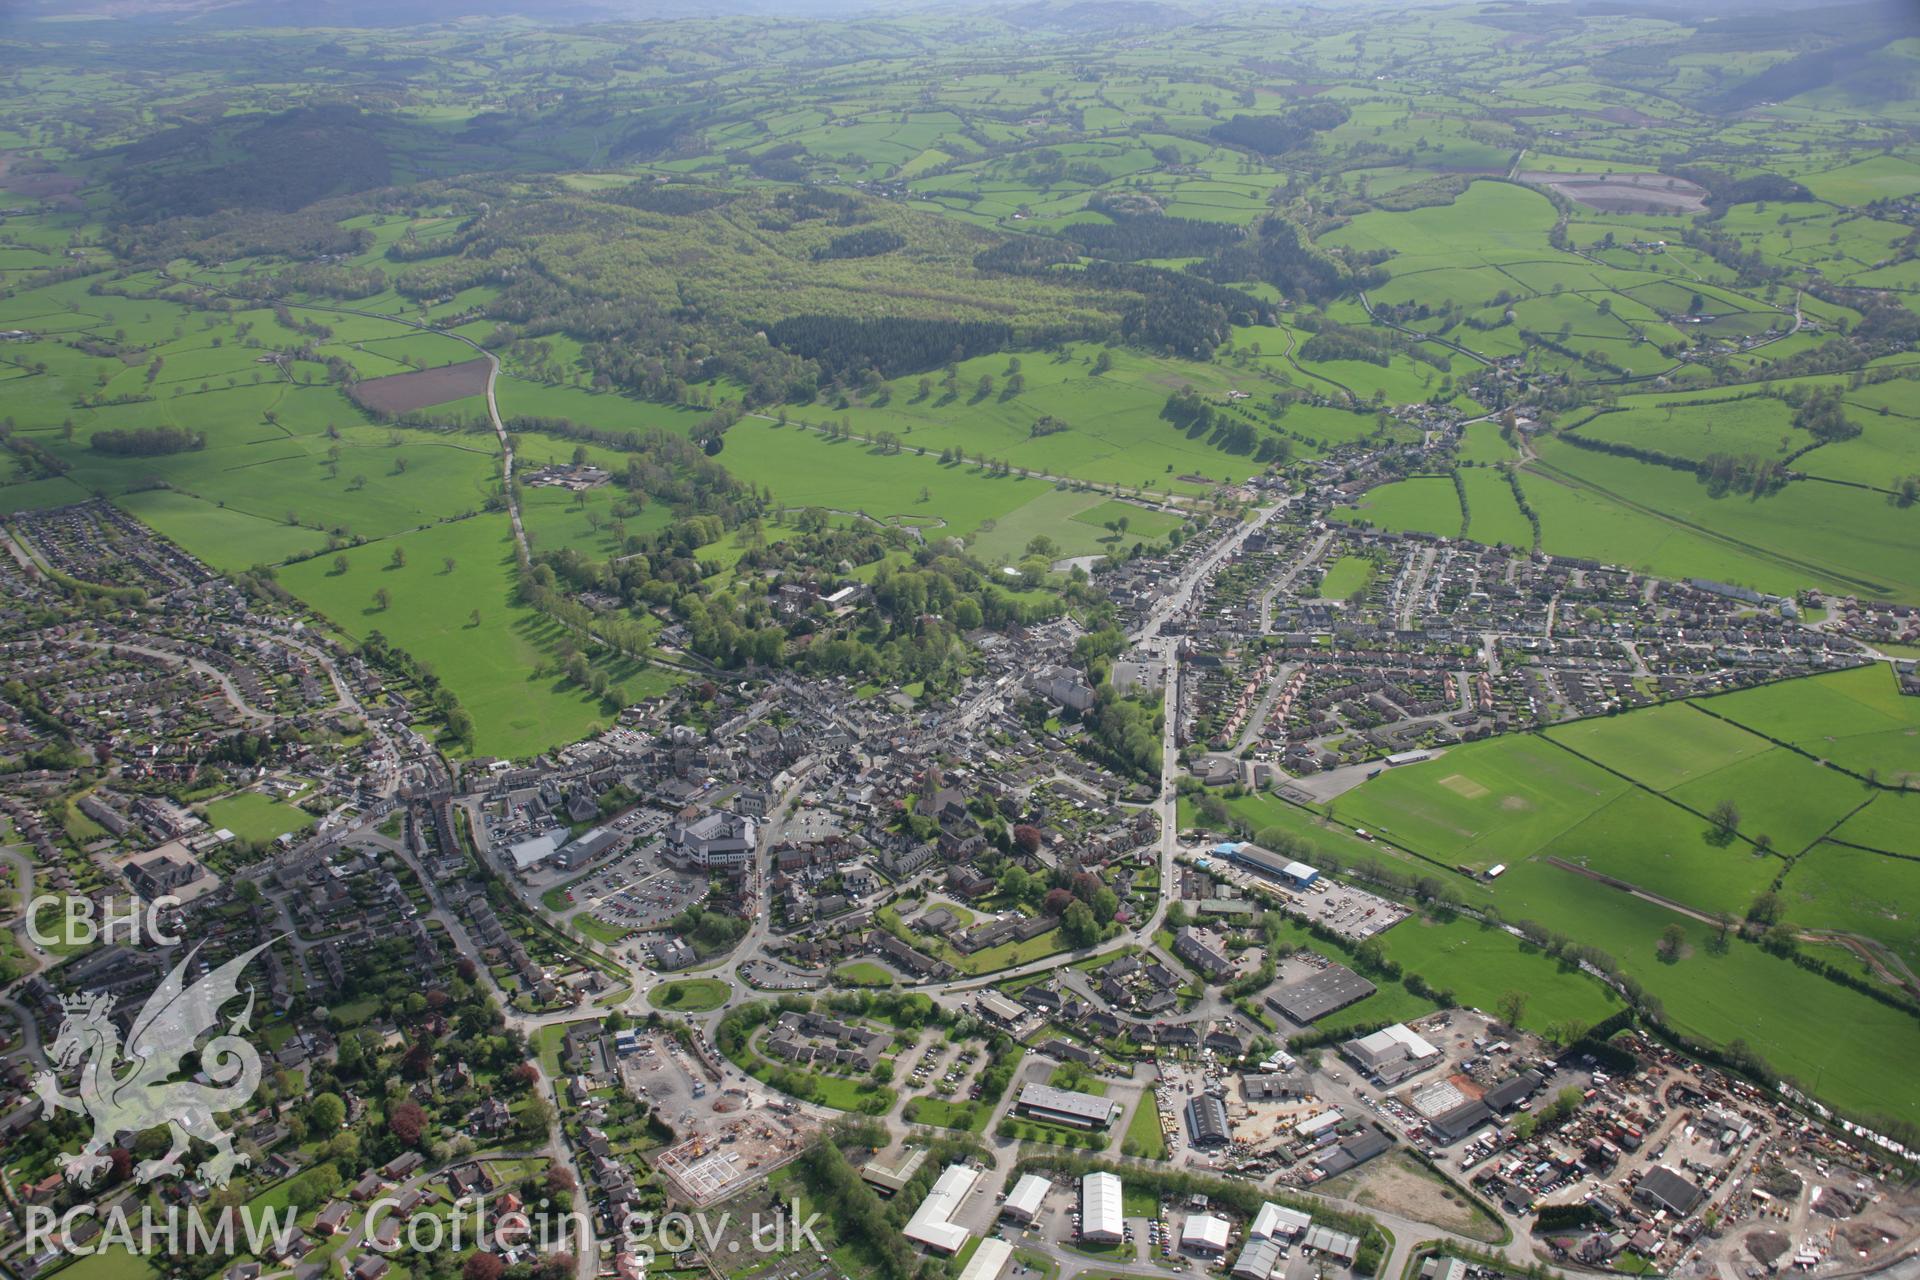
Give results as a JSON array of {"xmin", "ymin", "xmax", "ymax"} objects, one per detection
[
  {"xmin": 1334, "ymin": 476, "xmax": 1463, "ymax": 536},
  {"xmin": 1334, "ymin": 735, "xmax": 1627, "ymax": 871},
  {"xmin": 1779, "ymin": 842, "xmax": 1920, "ymax": 969},
  {"xmin": 203, "ymin": 791, "xmax": 317, "ymax": 845},
  {"xmin": 279, "ymin": 516, "xmax": 675, "ymax": 759},
  {"xmin": 1700, "ymin": 665, "xmax": 1920, "ymax": 785},
  {"xmin": 902, "ymin": 1095, "xmax": 991, "ymax": 1132},
  {"xmin": 1509, "ymin": 857, "xmax": 1918, "ymax": 1124},
  {"xmin": 1536, "ymin": 788, "xmax": 1782, "ymax": 917},
  {"xmin": 1315, "ymin": 554, "xmax": 1376, "ymax": 600},
  {"xmin": 1827, "ymin": 788, "xmax": 1920, "ymax": 858},
  {"xmin": 45, "ymin": 1248, "xmax": 158, "ymax": 1280},
  {"xmin": 1378, "ymin": 915, "xmax": 1622, "ymax": 1034},
  {"xmin": 1546, "ymin": 702, "xmax": 1772, "ymax": 791},
  {"xmin": 1526, "ymin": 438, "xmax": 1920, "ymax": 602}
]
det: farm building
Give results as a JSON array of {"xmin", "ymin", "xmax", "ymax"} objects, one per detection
[{"xmin": 1081, "ymin": 1172, "xmax": 1124, "ymax": 1243}]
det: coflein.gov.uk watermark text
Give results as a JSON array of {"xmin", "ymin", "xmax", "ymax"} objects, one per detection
[{"xmin": 28, "ymin": 1200, "xmax": 824, "ymax": 1262}]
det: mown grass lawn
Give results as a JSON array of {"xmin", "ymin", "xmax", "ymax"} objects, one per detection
[
  {"xmin": 203, "ymin": 791, "xmax": 315, "ymax": 844},
  {"xmin": 833, "ymin": 961, "xmax": 897, "ymax": 986},
  {"xmin": 647, "ymin": 978, "xmax": 731, "ymax": 1011},
  {"xmin": 901, "ymin": 1095, "xmax": 990, "ymax": 1132},
  {"xmin": 1121, "ymin": 1092, "xmax": 1166, "ymax": 1160}
]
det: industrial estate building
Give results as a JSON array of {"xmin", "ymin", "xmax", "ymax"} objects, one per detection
[
  {"xmin": 1218, "ymin": 841, "xmax": 1320, "ymax": 888},
  {"xmin": 904, "ymin": 1164, "xmax": 978, "ymax": 1254},
  {"xmin": 1017, "ymin": 1082, "xmax": 1123, "ymax": 1129},
  {"xmin": 1636, "ymin": 1166, "xmax": 1707, "ymax": 1217},
  {"xmin": 1303, "ymin": 1225, "xmax": 1360, "ymax": 1262},
  {"xmin": 1232, "ymin": 1237, "xmax": 1286, "ymax": 1280},
  {"xmin": 1187, "ymin": 1093, "xmax": 1232, "ymax": 1148},
  {"xmin": 1249, "ymin": 1203, "xmax": 1312, "ymax": 1240},
  {"xmin": 1265, "ymin": 963, "xmax": 1376, "ymax": 1025},
  {"xmin": 1080, "ymin": 1171, "xmax": 1124, "ymax": 1243},
  {"xmin": 1181, "ymin": 1213, "xmax": 1232, "ymax": 1255},
  {"xmin": 956, "ymin": 1238, "xmax": 1012, "ymax": 1280},
  {"xmin": 1341, "ymin": 1022, "xmax": 1441, "ymax": 1083},
  {"xmin": 861, "ymin": 1145, "xmax": 928, "ymax": 1196},
  {"xmin": 1001, "ymin": 1173, "xmax": 1050, "ymax": 1225}
]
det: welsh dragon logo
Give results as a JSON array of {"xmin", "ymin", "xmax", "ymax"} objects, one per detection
[{"xmin": 33, "ymin": 941, "xmax": 271, "ymax": 1189}]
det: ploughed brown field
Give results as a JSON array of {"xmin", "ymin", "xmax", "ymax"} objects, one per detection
[
  {"xmin": 1518, "ymin": 170, "xmax": 1708, "ymax": 213},
  {"xmin": 349, "ymin": 358, "xmax": 491, "ymax": 414}
]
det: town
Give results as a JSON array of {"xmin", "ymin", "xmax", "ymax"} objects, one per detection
[{"xmin": 0, "ymin": 437, "xmax": 1913, "ymax": 1280}]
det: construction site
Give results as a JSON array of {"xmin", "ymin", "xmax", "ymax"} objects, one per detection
[{"xmin": 654, "ymin": 1107, "xmax": 820, "ymax": 1207}]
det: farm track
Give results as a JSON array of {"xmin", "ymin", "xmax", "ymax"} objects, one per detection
[
  {"xmin": 180, "ymin": 286, "xmax": 720, "ymax": 691},
  {"xmin": 1358, "ymin": 289, "xmax": 1493, "ymax": 368}
]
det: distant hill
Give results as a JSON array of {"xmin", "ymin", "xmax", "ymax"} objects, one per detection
[
  {"xmin": 9, "ymin": 0, "xmax": 904, "ymax": 27},
  {"xmin": 999, "ymin": 0, "xmax": 1192, "ymax": 32}
]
